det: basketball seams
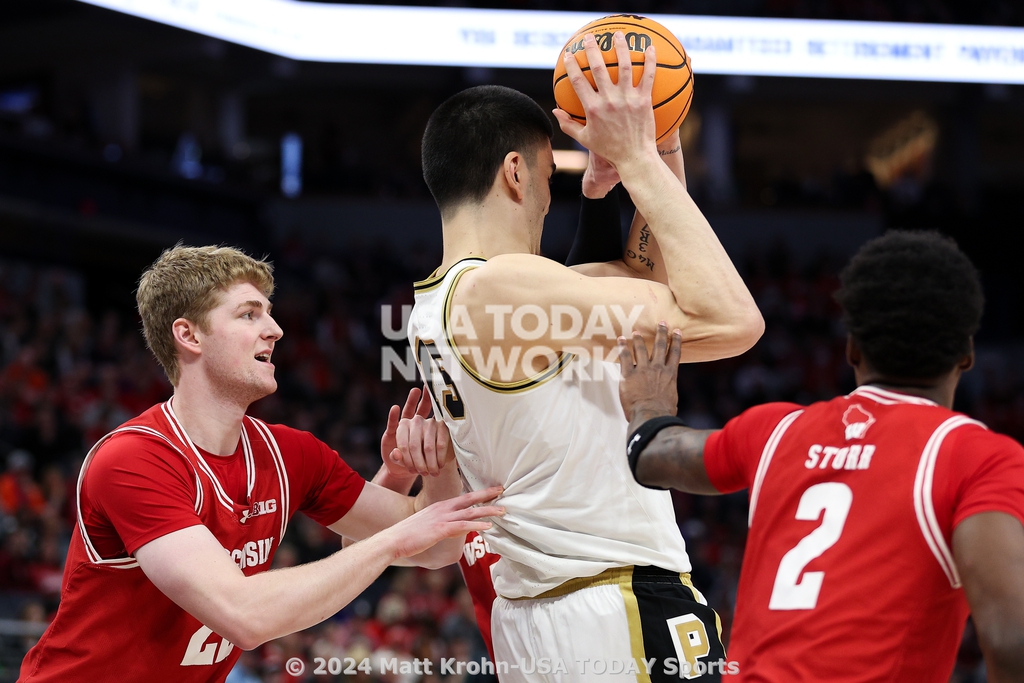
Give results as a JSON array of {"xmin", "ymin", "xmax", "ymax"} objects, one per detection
[
  {"xmin": 555, "ymin": 65, "xmax": 692, "ymax": 107},
  {"xmin": 652, "ymin": 71, "xmax": 693, "ymax": 109},
  {"xmin": 552, "ymin": 60, "xmax": 688, "ymax": 89}
]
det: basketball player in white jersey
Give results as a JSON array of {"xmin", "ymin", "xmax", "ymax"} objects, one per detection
[{"xmin": 407, "ymin": 33, "xmax": 763, "ymax": 681}]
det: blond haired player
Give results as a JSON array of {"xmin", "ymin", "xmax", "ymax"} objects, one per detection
[
  {"xmin": 408, "ymin": 33, "xmax": 762, "ymax": 682},
  {"xmin": 21, "ymin": 245, "xmax": 502, "ymax": 683}
]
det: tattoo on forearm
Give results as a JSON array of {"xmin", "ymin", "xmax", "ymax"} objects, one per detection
[
  {"xmin": 658, "ymin": 145, "xmax": 681, "ymax": 156},
  {"xmin": 625, "ymin": 223, "xmax": 656, "ymax": 272}
]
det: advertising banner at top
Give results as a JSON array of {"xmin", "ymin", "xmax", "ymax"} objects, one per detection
[{"xmin": 78, "ymin": 0, "xmax": 1024, "ymax": 84}]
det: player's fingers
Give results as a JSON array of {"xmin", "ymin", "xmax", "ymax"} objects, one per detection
[
  {"xmin": 583, "ymin": 33, "xmax": 613, "ymax": 92},
  {"xmin": 389, "ymin": 448, "xmax": 416, "ymax": 474},
  {"xmin": 612, "ymin": 32, "xmax": 632, "ymax": 90},
  {"xmin": 562, "ymin": 49, "xmax": 596, "ymax": 107},
  {"xmin": 400, "ymin": 387, "xmax": 421, "ymax": 420},
  {"xmin": 434, "ymin": 421, "xmax": 452, "ymax": 472},
  {"xmin": 639, "ymin": 44, "xmax": 657, "ymax": 98},
  {"xmin": 416, "ymin": 385, "xmax": 433, "ymax": 418},
  {"xmin": 668, "ymin": 329, "xmax": 683, "ymax": 366},
  {"xmin": 457, "ymin": 504, "xmax": 506, "ymax": 521},
  {"xmin": 449, "ymin": 520, "xmax": 493, "ymax": 535},
  {"xmin": 553, "ymin": 108, "xmax": 586, "ymax": 141},
  {"xmin": 395, "ymin": 417, "xmax": 410, "ymax": 456},
  {"xmin": 450, "ymin": 485, "xmax": 504, "ymax": 509},
  {"xmin": 631, "ymin": 331, "xmax": 650, "ymax": 368},
  {"xmin": 422, "ymin": 419, "xmax": 439, "ymax": 476},
  {"xmin": 406, "ymin": 416, "xmax": 430, "ymax": 475},
  {"xmin": 616, "ymin": 337, "xmax": 635, "ymax": 377},
  {"xmin": 385, "ymin": 404, "xmax": 401, "ymax": 436},
  {"xmin": 652, "ymin": 322, "xmax": 669, "ymax": 365}
]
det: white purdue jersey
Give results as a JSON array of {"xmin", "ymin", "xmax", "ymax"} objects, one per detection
[{"xmin": 409, "ymin": 258, "xmax": 691, "ymax": 599}]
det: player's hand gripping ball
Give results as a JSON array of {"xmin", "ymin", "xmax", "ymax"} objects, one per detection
[{"xmin": 553, "ymin": 14, "xmax": 693, "ymax": 144}]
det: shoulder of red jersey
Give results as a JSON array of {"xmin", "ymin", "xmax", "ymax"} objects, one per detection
[{"xmin": 247, "ymin": 419, "xmax": 323, "ymax": 451}]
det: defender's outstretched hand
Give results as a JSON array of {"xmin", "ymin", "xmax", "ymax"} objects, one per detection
[
  {"xmin": 617, "ymin": 322, "xmax": 683, "ymax": 422},
  {"xmin": 381, "ymin": 387, "xmax": 439, "ymax": 478},
  {"xmin": 553, "ymin": 32, "xmax": 658, "ymax": 168},
  {"xmin": 383, "ymin": 486, "xmax": 504, "ymax": 561},
  {"xmin": 382, "ymin": 386, "xmax": 454, "ymax": 477}
]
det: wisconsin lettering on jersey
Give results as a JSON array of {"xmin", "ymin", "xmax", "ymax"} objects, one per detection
[
  {"xmin": 462, "ymin": 534, "xmax": 494, "ymax": 567},
  {"xmin": 226, "ymin": 537, "xmax": 274, "ymax": 570},
  {"xmin": 805, "ymin": 444, "xmax": 876, "ymax": 470}
]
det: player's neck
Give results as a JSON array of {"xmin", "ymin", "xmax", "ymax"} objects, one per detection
[
  {"xmin": 439, "ymin": 201, "xmax": 538, "ymax": 270},
  {"xmin": 169, "ymin": 378, "xmax": 248, "ymax": 456}
]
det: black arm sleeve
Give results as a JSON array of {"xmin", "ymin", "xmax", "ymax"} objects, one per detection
[{"xmin": 564, "ymin": 190, "xmax": 624, "ymax": 267}]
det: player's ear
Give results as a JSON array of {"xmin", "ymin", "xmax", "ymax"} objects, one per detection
[
  {"xmin": 502, "ymin": 151, "xmax": 526, "ymax": 201},
  {"xmin": 172, "ymin": 318, "xmax": 203, "ymax": 358},
  {"xmin": 845, "ymin": 335, "xmax": 861, "ymax": 369},
  {"xmin": 959, "ymin": 337, "xmax": 975, "ymax": 373}
]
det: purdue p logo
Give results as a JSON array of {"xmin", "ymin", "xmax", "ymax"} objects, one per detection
[{"xmin": 667, "ymin": 613, "xmax": 711, "ymax": 680}]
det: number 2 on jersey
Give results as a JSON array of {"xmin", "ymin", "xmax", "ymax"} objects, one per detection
[
  {"xmin": 415, "ymin": 339, "xmax": 466, "ymax": 420},
  {"xmin": 769, "ymin": 482, "xmax": 852, "ymax": 611}
]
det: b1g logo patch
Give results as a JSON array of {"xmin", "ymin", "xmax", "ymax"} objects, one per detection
[{"xmin": 240, "ymin": 498, "xmax": 277, "ymax": 523}]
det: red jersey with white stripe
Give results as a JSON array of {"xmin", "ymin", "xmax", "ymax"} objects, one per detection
[
  {"xmin": 703, "ymin": 385, "xmax": 1024, "ymax": 683},
  {"xmin": 458, "ymin": 531, "xmax": 499, "ymax": 659},
  {"xmin": 21, "ymin": 400, "xmax": 365, "ymax": 683}
]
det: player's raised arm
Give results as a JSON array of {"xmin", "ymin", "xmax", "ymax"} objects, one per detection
[
  {"xmin": 548, "ymin": 31, "xmax": 762, "ymax": 357},
  {"xmin": 569, "ymin": 129, "xmax": 682, "ymax": 286}
]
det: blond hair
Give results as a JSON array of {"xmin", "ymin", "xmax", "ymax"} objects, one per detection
[{"xmin": 137, "ymin": 245, "xmax": 274, "ymax": 386}]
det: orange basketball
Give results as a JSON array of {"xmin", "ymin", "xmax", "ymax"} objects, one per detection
[{"xmin": 553, "ymin": 14, "xmax": 694, "ymax": 144}]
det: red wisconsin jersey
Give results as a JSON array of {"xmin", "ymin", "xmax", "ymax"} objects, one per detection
[
  {"xmin": 704, "ymin": 385, "xmax": 1024, "ymax": 683},
  {"xmin": 458, "ymin": 531, "xmax": 499, "ymax": 660},
  {"xmin": 21, "ymin": 401, "xmax": 364, "ymax": 683}
]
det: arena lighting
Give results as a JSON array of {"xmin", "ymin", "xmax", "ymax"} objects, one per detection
[
  {"xmin": 552, "ymin": 150, "xmax": 589, "ymax": 173},
  {"xmin": 77, "ymin": 0, "xmax": 1024, "ymax": 84}
]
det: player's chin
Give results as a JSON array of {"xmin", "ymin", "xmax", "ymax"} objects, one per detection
[{"xmin": 249, "ymin": 375, "xmax": 277, "ymax": 399}]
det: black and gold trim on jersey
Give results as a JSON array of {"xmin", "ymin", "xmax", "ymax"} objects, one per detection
[
  {"xmin": 441, "ymin": 264, "xmax": 575, "ymax": 394},
  {"xmin": 413, "ymin": 257, "xmax": 487, "ymax": 293}
]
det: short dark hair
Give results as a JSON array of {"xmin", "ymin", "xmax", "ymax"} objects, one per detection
[
  {"xmin": 835, "ymin": 230, "xmax": 984, "ymax": 379},
  {"xmin": 422, "ymin": 85, "xmax": 553, "ymax": 216}
]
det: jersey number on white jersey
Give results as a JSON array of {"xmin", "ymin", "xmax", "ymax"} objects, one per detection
[{"xmin": 415, "ymin": 339, "xmax": 466, "ymax": 419}]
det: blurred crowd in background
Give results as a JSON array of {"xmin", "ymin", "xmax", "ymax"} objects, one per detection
[
  {"xmin": 2, "ymin": 0, "xmax": 1022, "ymax": 680},
  {"xmin": 1, "ymin": 226, "xmax": 1020, "ymax": 680}
]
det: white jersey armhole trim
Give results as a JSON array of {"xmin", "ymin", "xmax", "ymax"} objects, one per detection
[
  {"xmin": 76, "ymin": 423, "xmax": 201, "ymax": 568},
  {"xmin": 914, "ymin": 415, "xmax": 986, "ymax": 589},
  {"xmin": 246, "ymin": 417, "xmax": 291, "ymax": 543},
  {"xmin": 162, "ymin": 401, "xmax": 240, "ymax": 513},
  {"xmin": 748, "ymin": 409, "xmax": 804, "ymax": 527}
]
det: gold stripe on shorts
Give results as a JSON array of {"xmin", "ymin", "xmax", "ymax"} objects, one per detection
[
  {"xmin": 619, "ymin": 574, "xmax": 653, "ymax": 683},
  {"xmin": 514, "ymin": 567, "xmax": 702, "ymax": 683}
]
